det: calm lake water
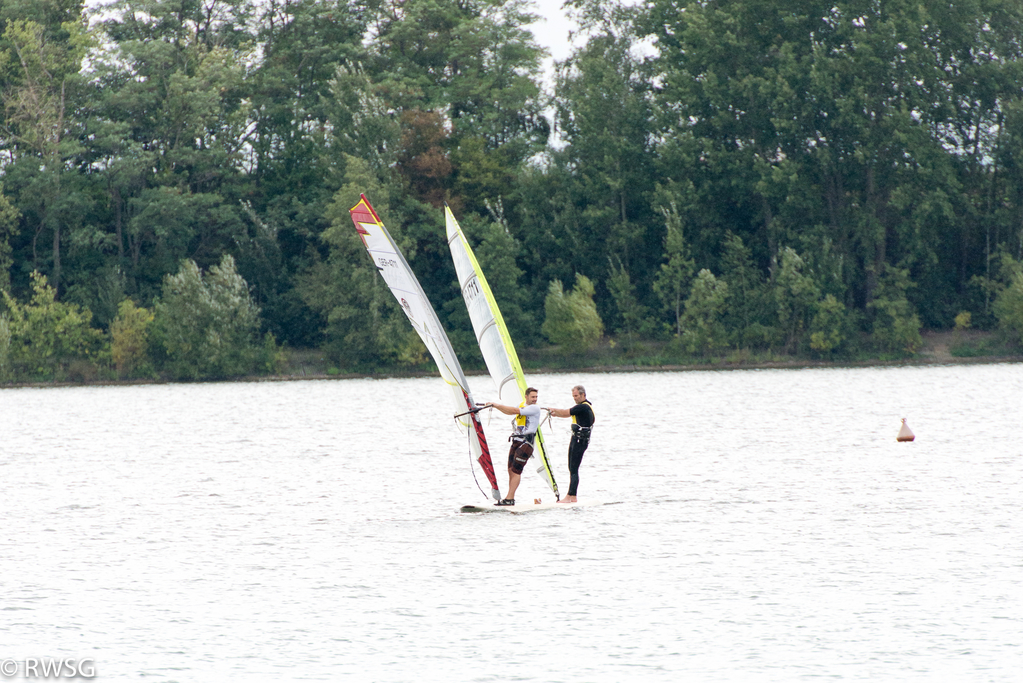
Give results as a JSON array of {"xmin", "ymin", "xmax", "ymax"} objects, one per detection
[{"xmin": 1, "ymin": 364, "xmax": 1021, "ymax": 682}]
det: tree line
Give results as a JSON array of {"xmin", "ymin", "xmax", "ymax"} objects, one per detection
[{"xmin": 1, "ymin": 0, "xmax": 1023, "ymax": 382}]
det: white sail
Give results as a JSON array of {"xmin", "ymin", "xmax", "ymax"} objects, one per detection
[
  {"xmin": 445, "ymin": 206, "xmax": 560, "ymax": 500},
  {"xmin": 350, "ymin": 195, "xmax": 499, "ymax": 500}
]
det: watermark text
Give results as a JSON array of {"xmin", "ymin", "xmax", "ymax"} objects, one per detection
[{"xmin": 1, "ymin": 658, "xmax": 96, "ymax": 679}]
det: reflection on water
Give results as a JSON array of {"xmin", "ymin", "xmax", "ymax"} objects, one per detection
[{"xmin": 1, "ymin": 364, "xmax": 1021, "ymax": 682}]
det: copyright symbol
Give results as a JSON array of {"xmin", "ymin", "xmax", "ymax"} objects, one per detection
[{"xmin": 0, "ymin": 659, "xmax": 18, "ymax": 677}]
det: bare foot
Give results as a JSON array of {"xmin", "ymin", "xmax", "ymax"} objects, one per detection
[{"xmin": 559, "ymin": 496, "xmax": 578, "ymax": 504}]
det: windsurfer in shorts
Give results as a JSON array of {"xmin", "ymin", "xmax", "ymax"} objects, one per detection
[
  {"xmin": 544, "ymin": 385, "xmax": 594, "ymax": 503},
  {"xmin": 485, "ymin": 387, "xmax": 542, "ymax": 506}
]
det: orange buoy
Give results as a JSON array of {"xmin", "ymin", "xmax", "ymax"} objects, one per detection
[{"xmin": 897, "ymin": 418, "xmax": 915, "ymax": 442}]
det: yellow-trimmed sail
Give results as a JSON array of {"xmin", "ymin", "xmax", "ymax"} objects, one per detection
[{"xmin": 445, "ymin": 206, "xmax": 560, "ymax": 499}]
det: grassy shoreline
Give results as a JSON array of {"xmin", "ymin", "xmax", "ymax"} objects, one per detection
[{"xmin": 4, "ymin": 330, "xmax": 1018, "ymax": 389}]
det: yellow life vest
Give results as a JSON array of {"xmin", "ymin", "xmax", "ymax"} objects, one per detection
[
  {"xmin": 515, "ymin": 400, "xmax": 528, "ymax": 427},
  {"xmin": 571, "ymin": 400, "xmax": 595, "ymax": 426}
]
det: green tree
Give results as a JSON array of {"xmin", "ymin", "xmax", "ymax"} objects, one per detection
[
  {"xmin": 89, "ymin": 0, "xmax": 254, "ymax": 299},
  {"xmin": 365, "ymin": 0, "xmax": 549, "ymax": 210},
  {"xmin": 606, "ymin": 255, "xmax": 648, "ymax": 341},
  {"xmin": 0, "ymin": 313, "xmax": 10, "ymax": 381},
  {"xmin": 298, "ymin": 156, "xmax": 431, "ymax": 367},
  {"xmin": 328, "ymin": 61, "xmax": 401, "ymax": 169},
  {"xmin": 642, "ymin": 0, "xmax": 1023, "ymax": 328},
  {"xmin": 0, "ymin": 186, "xmax": 19, "ymax": 293},
  {"xmin": 993, "ymin": 271, "xmax": 1023, "ymax": 346},
  {"xmin": 680, "ymin": 269, "xmax": 729, "ymax": 356},
  {"xmin": 250, "ymin": 0, "xmax": 365, "ymax": 183},
  {"xmin": 369, "ymin": 0, "xmax": 547, "ymax": 154},
  {"xmin": 719, "ymin": 232, "xmax": 774, "ymax": 349},
  {"xmin": 652, "ymin": 200, "xmax": 695, "ymax": 337},
  {"xmin": 0, "ymin": 270, "xmax": 103, "ymax": 378},
  {"xmin": 774, "ymin": 247, "xmax": 820, "ymax": 354},
  {"xmin": 541, "ymin": 273, "xmax": 603, "ymax": 352},
  {"xmin": 152, "ymin": 255, "xmax": 276, "ymax": 379},
  {"xmin": 809, "ymin": 294, "xmax": 849, "ymax": 358},
  {"xmin": 238, "ymin": 0, "xmax": 368, "ymax": 347},
  {"xmin": 867, "ymin": 265, "xmax": 922, "ymax": 355},
  {"xmin": 986, "ymin": 254, "xmax": 1023, "ymax": 345},
  {"xmin": 552, "ymin": 0, "xmax": 655, "ymax": 274},
  {"xmin": 110, "ymin": 298, "xmax": 154, "ymax": 378},
  {"xmin": 643, "ymin": 0, "xmax": 815, "ymax": 278},
  {"xmin": 0, "ymin": 14, "xmax": 93, "ymax": 295}
]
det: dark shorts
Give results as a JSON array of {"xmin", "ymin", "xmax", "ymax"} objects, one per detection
[{"xmin": 508, "ymin": 440, "xmax": 534, "ymax": 474}]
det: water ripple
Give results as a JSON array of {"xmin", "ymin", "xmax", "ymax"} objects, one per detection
[{"xmin": 1, "ymin": 367, "xmax": 1021, "ymax": 681}]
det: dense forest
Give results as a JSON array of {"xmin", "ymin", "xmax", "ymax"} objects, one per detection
[{"xmin": 2, "ymin": 0, "xmax": 1023, "ymax": 382}]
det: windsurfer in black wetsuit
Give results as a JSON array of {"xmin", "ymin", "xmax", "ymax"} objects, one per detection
[{"xmin": 545, "ymin": 385, "xmax": 595, "ymax": 503}]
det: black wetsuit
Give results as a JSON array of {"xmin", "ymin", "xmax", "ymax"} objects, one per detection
[{"xmin": 567, "ymin": 400, "xmax": 595, "ymax": 497}]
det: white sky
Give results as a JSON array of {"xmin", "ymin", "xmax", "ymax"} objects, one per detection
[
  {"xmin": 526, "ymin": 1, "xmax": 582, "ymax": 65},
  {"xmin": 523, "ymin": 1, "xmax": 652, "ymax": 88}
]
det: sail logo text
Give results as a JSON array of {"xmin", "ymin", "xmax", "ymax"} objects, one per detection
[
  {"xmin": 1, "ymin": 658, "xmax": 96, "ymax": 679},
  {"xmin": 462, "ymin": 279, "xmax": 482, "ymax": 301},
  {"xmin": 376, "ymin": 257, "xmax": 398, "ymax": 269}
]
